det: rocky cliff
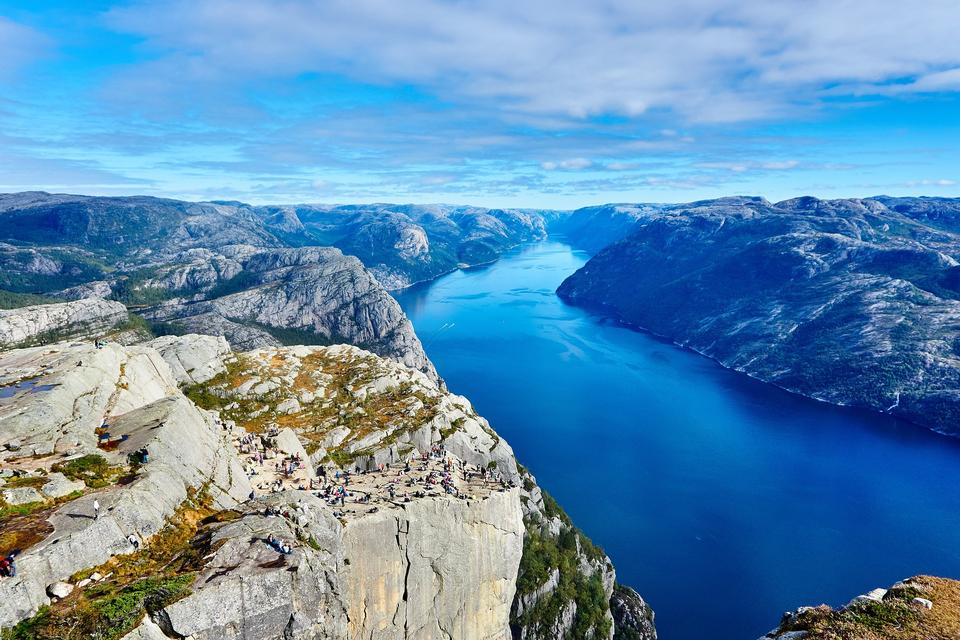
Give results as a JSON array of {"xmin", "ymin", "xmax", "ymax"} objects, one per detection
[
  {"xmin": 0, "ymin": 298, "xmax": 130, "ymax": 349},
  {"xmin": 558, "ymin": 195, "xmax": 960, "ymax": 438},
  {"xmin": 0, "ymin": 327, "xmax": 652, "ymax": 639}
]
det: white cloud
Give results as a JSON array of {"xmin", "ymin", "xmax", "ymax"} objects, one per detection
[
  {"xmin": 104, "ymin": 0, "xmax": 960, "ymax": 123},
  {"xmin": 542, "ymin": 158, "xmax": 592, "ymax": 171},
  {"xmin": 905, "ymin": 178, "xmax": 957, "ymax": 187}
]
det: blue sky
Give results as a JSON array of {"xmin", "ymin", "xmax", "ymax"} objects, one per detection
[{"xmin": 1, "ymin": 0, "xmax": 959, "ymax": 208}]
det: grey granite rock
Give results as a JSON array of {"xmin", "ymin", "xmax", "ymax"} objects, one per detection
[
  {"xmin": 40, "ymin": 472, "xmax": 86, "ymax": 499},
  {"xmin": 0, "ymin": 298, "xmax": 128, "ymax": 348}
]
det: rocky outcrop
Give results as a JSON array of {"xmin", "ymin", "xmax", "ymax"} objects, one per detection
[
  {"xmin": 149, "ymin": 340, "xmax": 640, "ymax": 639},
  {"xmin": 118, "ymin": 488, "xmax": 523, "ymax": 640},
  {"xmin": 147, "ymin": 334, "xmax": 231, "ymax": 385},
  {"xmin": 610, "ymin": 584, "xmax": 657, "ymax": 640},
  {"xmin": 558, "ymin": 195, "xmax": 960, "ymax": 438},
  {"xmin": 341, "ymin": 489, "xmax": 523, "ymax": 639},
  {"xmin": 0, "ymin": 298, "xmax": 128, "ymax": 348},
  {"xmin": 0, "ymin": 304, "xmax": 651, "ymax": 640},
  {"xmin": 760, "ymin": 575, "xmax": 960, "ymax": 639}
]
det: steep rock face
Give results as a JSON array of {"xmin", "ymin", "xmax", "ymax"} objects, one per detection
[
  {"xmin": 610, "ymin": 585, "xmax": 657, "ymax": 640},
  {"xmin": 342, "ymin": 489, "xmax": 523, "ymax": 640},
  {"xmin": 120, "ymin": 489, "xmax": 523, "ymax": 640},
  {"xmin": 548, "ymin": 204, "xmax": 664, "ymax": 254},
  {"xmin": 1, "ymin": 307, "xmax": 652, "ymax": 640},
  {"xmin": 558, "ymin": 196, "xmax": 960, "ymax": 437},
  {"xmin": 0, "ymin": 298, "xmax": 128, "ymax": 348}
]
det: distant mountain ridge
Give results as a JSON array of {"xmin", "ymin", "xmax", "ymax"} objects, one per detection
[
  {"xmin": 557, "ymin": 195, "xmax": 960, "ymax": 437},
  {"xmin": 0, "ymin": 192, "xmax": 559, "ymax": 379}
]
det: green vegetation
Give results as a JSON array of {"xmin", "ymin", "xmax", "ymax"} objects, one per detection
[
  {"xmin": 244, "ymin": 321, "xmax": 334, "ymax": 347},
  {"xmin": 0, "ymin": 574, "xmax": 194, "ymax": 640},
  {"xmin": 52, "ymin": 454, "xmax": 126, "ymax": 489},
  {"xmin": 107, "ymin": 314, "xmax": 154, "ymax": 338},
  {"xmin": 0, "ymin": 290, "xmax": 59, "ymax": 309},
  {"xmin": 512, "ymin": 487, "xmax": 612, "ymax": 639},
  {"xmin": 0, "ymin": 499, "xmax": 48, "ymax": 520},
  {"xmin": 2, "ymin": 475, "xmax": 47, "ymax": 489},
  {"xmin": 206, "ymin": 270, "xmax": 260, "ymax": 299},
  {"xmin": 188, "ymin": 349, "xmax": 442, "ymax": 465},
  {"xmin": 513, "ymin": 527, "xmax": 612, "ymax": 639}
]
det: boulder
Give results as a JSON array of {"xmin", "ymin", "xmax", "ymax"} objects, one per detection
[
  {"xmin": 40, "ymin": 473, "xmax": 86, "ymax": 499},
  {"xmin": 46, "ymin": 582, "xmax": 74, "ymax": 599},
  {"xmin": 2, "ymin": 486, "xmax": 44, "ymax": 505},
  {"xmin": 147, "ymin": 334, "xmax": 231, "ymax": 385},
  {"xmin": 912, "ymin": 597, "xmax": 934, "ymax": 609}
]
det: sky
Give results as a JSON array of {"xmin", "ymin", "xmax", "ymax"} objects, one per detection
[{"xmin": 1, "ymin": 0, "xmax": 959, "ymax": 208}]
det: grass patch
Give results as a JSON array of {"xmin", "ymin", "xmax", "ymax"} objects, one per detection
[{"xmin": 52, "ymin": 455, "xmax": 125, "ymax": 489}]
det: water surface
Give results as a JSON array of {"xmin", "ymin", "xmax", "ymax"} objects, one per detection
[{"xmin": 393, "ymin": 239, "xmax": 960, "ymax": 640}]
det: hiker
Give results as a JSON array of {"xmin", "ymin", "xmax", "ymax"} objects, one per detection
[
  {"xmin": 1, "ymin": 553, "xmax": 18, "ymax": 578},
  {"xmin": 93, "ymin": 499, "xmax": 100, "ymax": 520}
]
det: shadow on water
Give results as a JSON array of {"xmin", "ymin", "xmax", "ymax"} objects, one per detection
[{"xmin": 393, "ymin": 239, "xmax": 960, "ymax": 640}]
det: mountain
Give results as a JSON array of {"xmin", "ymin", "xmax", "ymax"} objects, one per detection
[
  {"xmin": 557, "ymin": 196, "xmax": 960, "ymax": 437},
  {"xmin": 255, "ymin": 203, "xmax": 557, "ymax": 289},
  {"xmin": 0, "ymin": 193, "xmax": 557, "ymax": 379},
  {"xmin": 548, "ymin": 203, "xmax": 665, "ymax": 254}
]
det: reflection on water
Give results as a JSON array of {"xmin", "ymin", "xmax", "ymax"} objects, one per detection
[
  {"xmin": 394, "ymin": 239, "xmax": 960, "ymax": 640},
  {"xmin": 0, "ymin": 378, "xmax": 55, "ymax": 399}
]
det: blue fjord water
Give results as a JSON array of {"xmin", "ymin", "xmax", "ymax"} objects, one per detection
[{"xmin": 393, "ymin": 239, "xmax": 960, "ymax": 640}]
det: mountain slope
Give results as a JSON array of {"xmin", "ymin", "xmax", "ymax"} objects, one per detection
[{"xmin": 557, "ymin": 196, "xmax": 960, "ymax": 437}]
